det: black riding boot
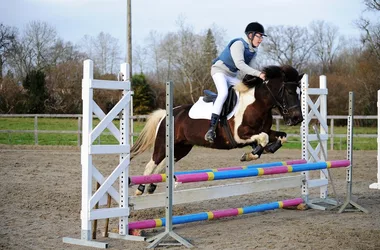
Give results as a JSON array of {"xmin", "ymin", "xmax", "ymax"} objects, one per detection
[{"xmin": 204, "ymin": 113, "xmax": 220, "ymax": 143}]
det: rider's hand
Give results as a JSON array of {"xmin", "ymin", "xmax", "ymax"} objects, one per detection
[{"xmin": 259, "ymin": 73, "xmax": 266, "ymax": 80}]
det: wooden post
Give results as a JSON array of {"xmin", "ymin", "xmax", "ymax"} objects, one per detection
[
  {"xmin": 34, "ymin": 115, "xmax": 38, "ymax": 145},
  {"xmin": 127, "ymin": 0, "xmax": 132, "ymax": 77},
  {"xmin": 330, "ymin": 118, "xmax": 334, "ymax": 150},
  {"xmin": 78, "ymin": 116, "xmax": 82, "ymax": 147}
]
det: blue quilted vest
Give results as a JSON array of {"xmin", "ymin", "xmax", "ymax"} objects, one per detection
[{"xmin": 213, "ymin": 38, "xmax": 256, "ymax": 72}]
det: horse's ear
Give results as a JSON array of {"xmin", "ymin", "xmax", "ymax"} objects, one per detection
[{"xmin": 298, "ymin": 73, "xmax": 304, "ymax": 82}]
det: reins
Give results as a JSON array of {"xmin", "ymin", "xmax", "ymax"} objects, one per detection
[{"xmin": 264, "ymin": 80, "xmax": 300, "ymax": 115}]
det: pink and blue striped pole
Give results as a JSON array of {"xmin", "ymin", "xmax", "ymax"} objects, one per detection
[
  {"xmin": 128, "ymin": 198, "xmax": 303, "ymax": 230},
  {"xmin": 129, "ymin": 160, "xmax": 350, "ymax": 185},
  {"xmin": 174, "ymin": 159, "xmax": 307, "ymax": 175},
  {"xmin": 175, "ymin": 160, "xmax": 350, "ymax": 183},
  {"xmin": 129, "ymin": 159, "xmax": 306, "ymax": 186}
]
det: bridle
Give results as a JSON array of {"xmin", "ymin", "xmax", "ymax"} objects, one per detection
[{"xmin": 264, "ymin": 80, "xmax": 301, "ymax": 115}]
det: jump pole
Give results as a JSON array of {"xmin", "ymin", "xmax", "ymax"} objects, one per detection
[
  {"xmin": 174, "ymin": 159, "xmax": 307, "ymax": 175},
  {"xmin": 128, "ymin": 160, "xmax": 350, "ymax": 185},
  {"xmin": 176, "ymin": 160, "xmax": 349, "ymax": 183},
  {"xmin": 128, "ymin": 198, "xmax": 303, "ymax": 230},
  {"xmin": 128, "ymin": 159, "xmax": 307, "ymax": 185},
  {"xmin": 369, "ymin": 89, "xmax": 380, "ymax": 189}
]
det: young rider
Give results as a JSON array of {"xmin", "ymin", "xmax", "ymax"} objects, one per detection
[{"xmin": 204, "ymin": 22, "xmax": 267, "ymax": 143}]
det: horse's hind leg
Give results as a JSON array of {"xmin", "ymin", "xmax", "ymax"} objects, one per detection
[
  {"xmin": 135, "ymin": 159, "xmax": 160, "ymax": 195},
  {"xmin": 146, "ymin": 144, "xmax": 194, "ymax": 194},
  {"xmin": 146, "ymin": 159, "xmax": 166, "ymax": 194}
]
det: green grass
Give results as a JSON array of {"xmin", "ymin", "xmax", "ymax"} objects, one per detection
[
  {"xmin": 0, "ymin": 117, "xmax": 377, "ymax": 149},
  {"xmin": 0, "ymin": 117, "xmax": 145, "ymax": 146}
]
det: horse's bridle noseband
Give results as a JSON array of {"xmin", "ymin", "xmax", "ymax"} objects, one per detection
[{"xmin": 264, "ymin": 80, "xmax": 301, "ymax": 115}]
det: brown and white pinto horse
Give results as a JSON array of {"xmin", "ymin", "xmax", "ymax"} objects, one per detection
[{"xmin": 131, "ymin": 65, "xmax": 304, "ymax": 195}]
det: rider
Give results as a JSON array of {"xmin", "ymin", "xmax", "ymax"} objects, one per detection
[{"xmin": 204, "ymin": 22, "xmax": 267, "ymax": 143}]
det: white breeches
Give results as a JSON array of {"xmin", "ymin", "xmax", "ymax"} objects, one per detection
[{"xmin": 211, "ymin": 72, "xmax": 241, "ymax": 115}]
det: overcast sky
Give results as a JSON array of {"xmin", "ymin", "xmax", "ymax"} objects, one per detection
[{"xmin": 2, "ymin": 0, "xmax": 376, "ymax": 58}]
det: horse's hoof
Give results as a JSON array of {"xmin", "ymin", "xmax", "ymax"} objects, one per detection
[
  {"xmin": 296, "ymin": 203, "xmax": 309, "ymax": 210},
  {"xmin": 135, "ymin": 190, "xmax": 143, "ymax": 196},
  {"xmin": 129, "ymin": 229, "xmax": 144, "ymax": 236},
  {"xmin": 175, "ymin": 181, "xmax": 182, "ymax": 189},
  {"xmin": 240, "ymin": 153, "xmax": 249, "ymax": 161},
  {"xmin": 147, "ymin": 184, "xmax": 157, "ymax": 194},
  {"xmin": 240, "ymin": 152, "xmax": 259, "ymax": 161}
]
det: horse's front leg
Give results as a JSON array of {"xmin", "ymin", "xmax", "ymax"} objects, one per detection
[
  {"xmin": 239, "ymin": 132, "xmax": 269, "ymax": 161},
  {"xmin": 263, "ymin": 130, "xmax": 287, "ymax": 154}
]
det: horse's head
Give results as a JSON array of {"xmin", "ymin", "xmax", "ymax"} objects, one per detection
[{"xmin": 263, "ymin": 65, "xmax": 304, "ymax": 126}]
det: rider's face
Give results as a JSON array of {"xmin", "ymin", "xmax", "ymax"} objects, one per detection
[{"xmin": 250, "ymin": 33, "xmax": 264, "ymax": 48}]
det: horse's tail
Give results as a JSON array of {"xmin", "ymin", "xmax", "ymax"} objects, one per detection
[{"xmin": 130, "ymin": 109, "xmax": 166, "ymax": 159}]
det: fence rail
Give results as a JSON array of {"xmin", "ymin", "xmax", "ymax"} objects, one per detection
[{"xmin": 0, "ymin": 114, "xmax": 377, "ymax": 149}]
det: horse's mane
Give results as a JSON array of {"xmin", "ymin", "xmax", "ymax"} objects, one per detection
[
  {"xmin": 262, "ymin": 65, "xmax": 283, "ymax": 79},
  {"xmin": 234, "ymin": 74, "xmax": 263, "ymax": 93},
  {"xmin": 264, "ymin": 65, "xmax": 301, "ymax": 82},
  {"xmin": 234, "ymin": 65, "xmax": 300, "ymax": 93},
  {"xmin": 279, "ymin": 65, "xmax": 300, "ymax": 82}
]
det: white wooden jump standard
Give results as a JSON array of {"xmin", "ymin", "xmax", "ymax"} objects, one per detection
[
  {"xmin": 63, "ymin": 60, "xmax": 143, "ymax": 248},
  {"xmin": 300, "ymin": 75, "xmax": 338, "ymax": 210},
  {"xmin": 369, "ymin": 89, "xmax": 380, "ymax": 189}
]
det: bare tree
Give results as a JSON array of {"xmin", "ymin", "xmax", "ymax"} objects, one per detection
[
  {"xmin": 79, "ymin": 35, "xmax": 94, "ymax": 58},
  {"xmin": 80, "ymin": 32, "xmax": 121, "ymax": 75},
  {"xmin": 262, "ymin": 25, "xmax": 315, "ymax": 71},
  {"xmin": 45, "ymin": 61, "xmax": 83, "ymax": 113},
  {"xmin": 359, "ymin": 0, "xmax": 380, "ymax": 60},
  {"xmin": 6, "ymin": 21, "xmax": 58, "ymax": 79},
  {"xmin": 309, "ymin": 20, "xmax": 343, "ymax": 73},
  {"xmin": 0, "ymin": 23, "xmax": 17, "ymax": 80},
  {"xmin": 141, "ymin": 19, "xmax": 222, "ymax": 104},
  {"xmin": 146, "ymin": 30, "xmax": 163, "ymax": 83},
  {"xmin": 363, "ymin": 0, "xmax": 380, "ymax": 11},
  {"xmin": 24, "ymin": 21, "xmax": 57, "ymax": 70},
  {"xmin": 157, "ymin": 32, "xmax": 179, "ymax": 83},
  {"xmin": 133, "ymin": 44, "xmax": 148, "ymax": 74},
  {"xmin": 50, "ymin": 39, "xmax": 86, "ymax": 65},
  {"xmin": 355, "ymin": 16, "xmax": 380, "ymax": 63},
  {"xmin": 7, "ymin": 38, "xmax": 34, "ymax": 79}
]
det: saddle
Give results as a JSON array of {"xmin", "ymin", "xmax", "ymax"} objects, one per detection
[
  {"xmin": 202, "ymin": 86, "xmax": 238, "ymax": 119},
  {"xmin": 202, "ymin": 87, "xmax": 238, "ymax": 148},
  {"xmin": 202, "ymin": 74, "xmax": 261, "ymax": 118}
]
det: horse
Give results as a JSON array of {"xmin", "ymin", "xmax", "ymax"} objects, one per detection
[{"xmin": 131, "ymin": 65, "xmax": 304, "ymax": 195}]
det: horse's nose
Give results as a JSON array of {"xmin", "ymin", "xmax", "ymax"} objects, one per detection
[{"xmin": 293, "ymin": 116, "xmax": 303, "ymax": 125}]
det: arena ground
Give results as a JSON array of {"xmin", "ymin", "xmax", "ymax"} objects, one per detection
[{"xmin": 0, "ymin": 145, "xmax": 379, "ymax": 250}]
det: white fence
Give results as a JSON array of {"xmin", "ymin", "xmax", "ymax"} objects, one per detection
[{"xmin": 0, "ymin": 114, "xmax": 377, "ymax": 149}]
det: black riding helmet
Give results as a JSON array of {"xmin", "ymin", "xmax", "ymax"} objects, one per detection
[{"xmin": 245, "ymin": 22, "xmax": 267, "ymax": 36}]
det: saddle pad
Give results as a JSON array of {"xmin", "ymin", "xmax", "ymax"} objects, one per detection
[{"xmin": 188, "ymin": 96, "xmax": 239, "ymax": 120}]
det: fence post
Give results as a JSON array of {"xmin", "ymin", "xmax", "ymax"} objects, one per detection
[
  {"xmin": 276, "ymin": 118, "xmax": 280, "ymax": 131},
  {"xmin": 34, "ymin": 115, "xmax": 38, "ymax": 145},
  {"xmin": 130, "ymin": 91, "xmax": 134, "ymax": 146},
  {"xmin": 330, "ymin": 118, "xmax": 334, "ymax": 150},
  {"xmin": 78, "ymin": 116, "xmax": 82, "ymax": 147}
]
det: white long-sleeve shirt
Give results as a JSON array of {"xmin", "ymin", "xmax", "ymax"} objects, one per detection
[{"xmin": 211, "ymin": 35, "xmax": 261, "ymax": 78}]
